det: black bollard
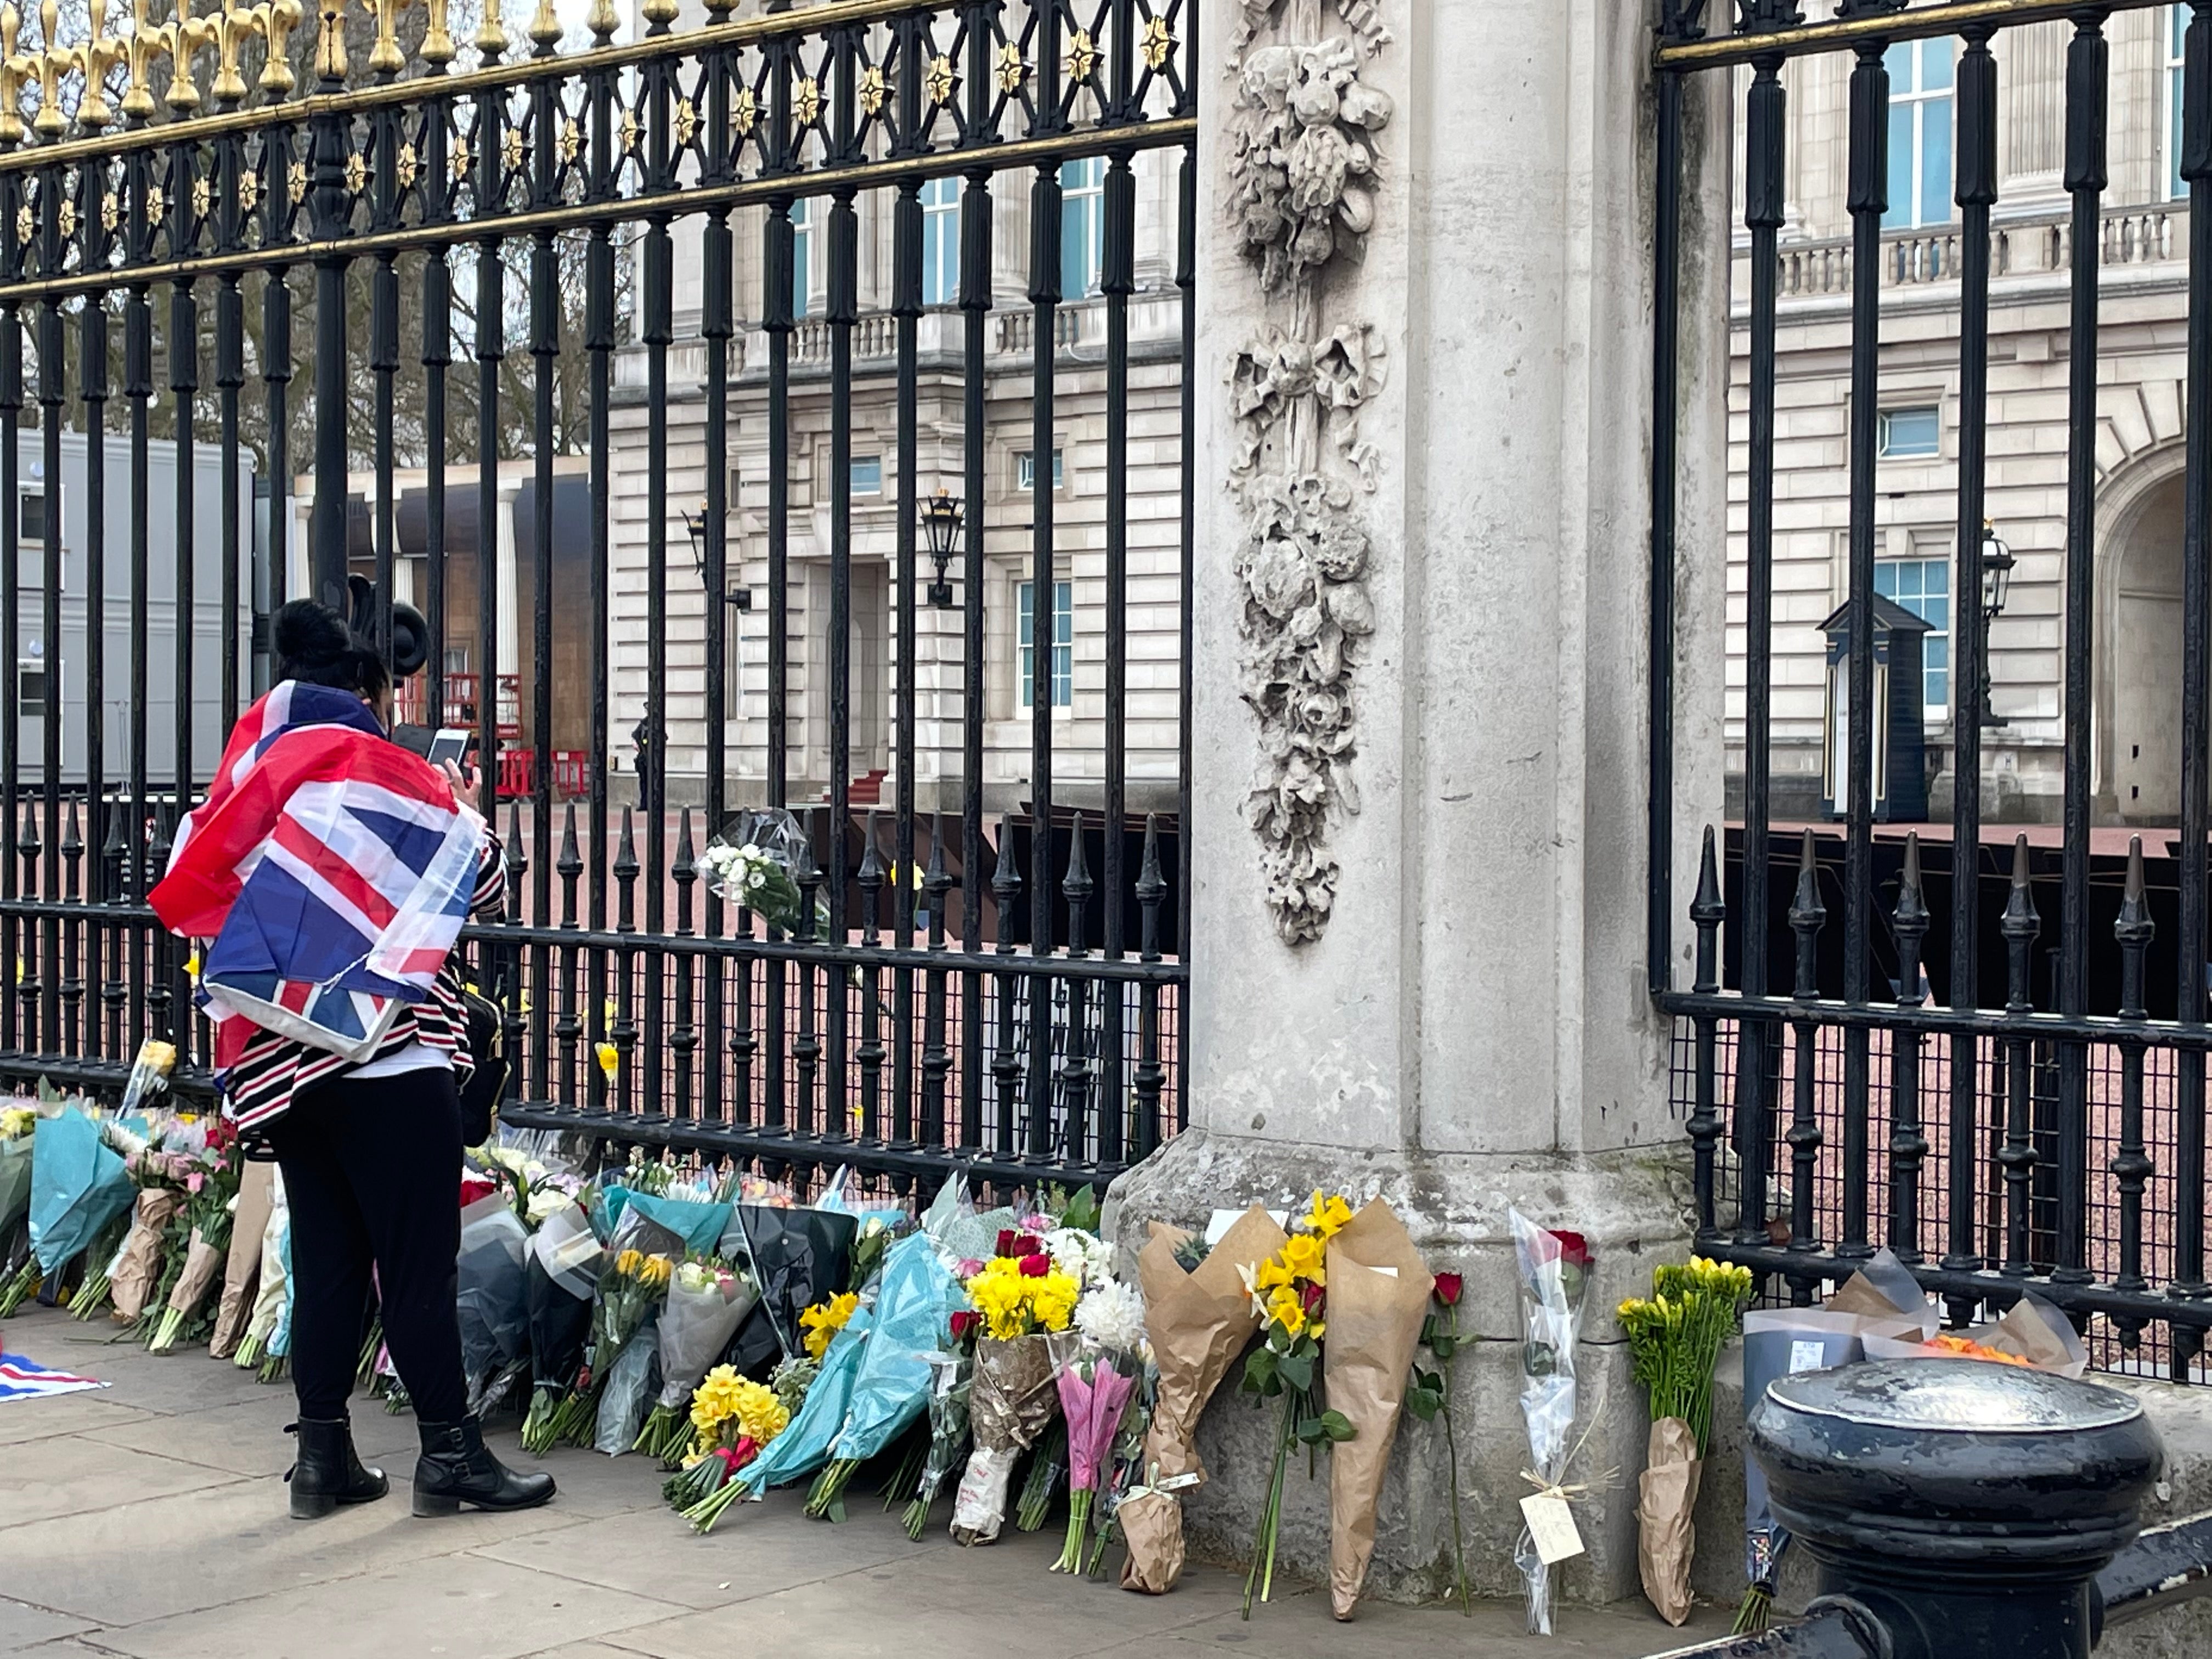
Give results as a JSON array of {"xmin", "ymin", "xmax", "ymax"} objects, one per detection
[{"xmin": 1748, "ymin": 1358, "xmax": 2161, "ymax": 1659}]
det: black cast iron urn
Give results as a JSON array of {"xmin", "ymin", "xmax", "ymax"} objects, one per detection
[{"xmin": 1748, "ymin": 1358, "xmax": 2163, "ymax": 1659}]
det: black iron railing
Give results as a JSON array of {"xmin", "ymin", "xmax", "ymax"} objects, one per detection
[
  {"xmin": 0, "ymin": 0, "xmax": 1195, "ymax": 1194},
  {"xmin": 1650, "ymin": 0, "xmax": 2212, "ymax": 1379}
]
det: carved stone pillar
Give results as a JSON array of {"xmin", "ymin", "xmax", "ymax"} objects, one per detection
[{"xmin": 1110, "ymin": 0, "xmax": 1734, "ymax": 1612}]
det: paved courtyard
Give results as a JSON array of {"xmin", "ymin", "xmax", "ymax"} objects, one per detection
[{"xmin": 0, "ymin": 1304, "xmax": 1727, "ymax": 1659}]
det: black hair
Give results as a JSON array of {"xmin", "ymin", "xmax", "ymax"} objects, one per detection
[{"xmin": 272, "ymin": 597, "xmax": 390, "ymax": 700}]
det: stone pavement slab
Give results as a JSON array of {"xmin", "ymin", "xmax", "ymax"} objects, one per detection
[{"xmin": 0, "ymin": 1304, "xmax": 1728, "ymax": 1659}]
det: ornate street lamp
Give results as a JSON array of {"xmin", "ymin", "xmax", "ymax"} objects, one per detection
[
  {"xmin": 921, "ymin": 487, "xmax": 962, "ymax": 608},
  {"xmin": 681, "ymin": 498, "xmax": 751, "ymax": 610},
  {"xmin": 1978, "ymin": 519, "xmax": 2014, "ymax": 728}
]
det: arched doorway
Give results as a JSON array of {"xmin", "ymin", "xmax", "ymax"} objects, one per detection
[{"xmin": 2107, "ymin": 467, "xmax": 2186, "ymax": 823}]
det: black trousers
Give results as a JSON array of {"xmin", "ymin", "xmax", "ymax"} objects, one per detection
[{"xmin": 267, "ymin": 1068, "xmax": 466, "ymax": 1424}]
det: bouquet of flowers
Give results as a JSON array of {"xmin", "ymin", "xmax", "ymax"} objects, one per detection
[
  {"xmin": 149, "ymin": 1116, "xmax": 245, "ymax": 1352},
  {"xmin": 636, "ymin": 1259, "xmax": 759, "ymax": 1465},
  {"xmin": 0, "ymin": 1101, "xmax": 34, "ymax": 1241},
  {"xmin": 949, "ymin": 1232, "xmax": 1081, "ymax": 1545},
  {"xmin": 101, "ymin": 1117, "xmax": 200, "ymax": 1327},
  {"xmin": 1050, "ymin": 1345, "xmax": 1139, "ymax": 1573},
  {"xmin": 1619, "ymin": 1256, "xmax": 1754, "ymax": 1627},
  {"xmin": 457, "ymin": 1193, "xmax": 534, "ymax": 1416},
  {"xmin": 1318, "ymin": 1198, "xmax": 1434, "ymax": 1622},
  {"xmin": 1, "ymin": 1102, "xmax": 133, "ymax": 1317},
  {"xmin": 117, "ymin": 1039, "xmax": 176, "ymax": 1119},
  {"xmin": 731, "ymin": 1200, "xmax": 859, "ymax": 1376},
  {"xmin": 209, "ymin": 1161, "xmax": 276, "ymax": 1358},
  {"xmin": 1086, "ymin": 1358, "xmax": 1159, "ymax": 1578},
  {"xmin": 1236, "ymin": 1190, "xmax": 1359, "ymax": 1620},
  {"xmin": 804, "ymin": 1230, "xmax": 965, "ymax": 1519},
  {"xmin": 902, "ymin": 1314, "xmax": 978, "ymax": 1539},
  {"xmin": 1121, "ymin": 1206, "xmax": 1286, "ymax": 1593},
  {"xmin": 1403, "ymin": 1270, "xmax": 1468, "ymax": 1612},
  {"xmin": 668, "ymin": 1365, "xmax": 794, "ymax": 1526},
  {"xmin": 693, "ymin": 1292, "xmax": 875, "ymax": 1530},
  {"xmin": 232, "ymin": 1175, "xmax": 291, "ymax": 1370},
  {"xmin": 519, "ymin": 1201, "xmax": 603, "ymax": 1453},
  {"xmin": 545, "ymin": 1216, "xmax": 678, "ymax": 1446},
  {"xmin": 1510, "ymin": 1207, "xmax": 1594, "ymax": 1637},
  {"xmin": 699, "ymin": 809, "xmax": 820, "ymax": 934}
]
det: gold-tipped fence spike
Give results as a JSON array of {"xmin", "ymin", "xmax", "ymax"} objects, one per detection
[
  {"xmin": 32, "ymin": 0, "xmax": 65, "ymax": 135},
  {"xmin": 256, "ymin": 0, "xmax": 301, "ymax": 91},
  {"xmin": 161, "ymin": 0, "xmax": 215, "ymax": 111},
  {"xmin": 585, "ymin": 0, "xmax": 615, "ymax": 44},
  {"xmin": 640, "ymin": 0, "xmax": 675, "ymax": 32},
  {"xmin": 420, "ymin": 0, "xmax": 451, "ymax": 66},
  {"xmin": 77, "ymin": 29, "xmax": 125, "ymax": 129},
  {"xmin": 211, "ymin": 0, "xmax": 266, "ymax": 104},
  {"xmin": 312, "ymin": 0, "xmax": 342, "ymax": 82},
  {"xmin": 0, "ymin": 4, "xmax": 33, "ymax": 144},
  {"xmin": 368, "ymin": 0, "xmax": 410, "ymax": 76},
  {"xmin": 473, "ymin": 0, "xmax": 504, "ymax": 63},
  {"xmin": 527, "ymin": 0, "xmax": 557, "ymax": 52},
  {"xmin": 121, "ymin": 0, "xmax": 172, "ymax": 120}
]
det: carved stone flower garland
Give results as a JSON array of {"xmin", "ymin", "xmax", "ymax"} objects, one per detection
[{"xmin": 1223, "ymin": 4, "xmax": 1390, "ymax": 945}]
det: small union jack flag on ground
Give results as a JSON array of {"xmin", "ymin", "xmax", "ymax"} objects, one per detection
[{"xmin": 0, "ymin": 1352, "xmax": 108, "ymax": 1402}]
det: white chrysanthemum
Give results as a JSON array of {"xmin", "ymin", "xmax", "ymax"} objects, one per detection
[
  {"xmin": 1042, "ymin": 1227, "xmax": 1111, "ymax": 1286},
  {"xmin": 1075, "ymin": 1277, "xmax": 1147, "ymax": 1354}
]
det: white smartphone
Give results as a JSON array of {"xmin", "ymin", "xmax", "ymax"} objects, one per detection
[{"xmin": 426, "ymin": 727, "xmax": 475, "ymax": 768}]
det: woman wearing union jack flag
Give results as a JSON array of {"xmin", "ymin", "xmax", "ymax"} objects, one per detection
[{"xmin": 151, "ymin": 599, "xmax": 555, "ymax": 1522}]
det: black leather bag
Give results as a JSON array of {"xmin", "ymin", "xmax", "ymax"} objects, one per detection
[{"xmin": 456, "ymin": 983, "xmax": 508, "ymax": 1147}]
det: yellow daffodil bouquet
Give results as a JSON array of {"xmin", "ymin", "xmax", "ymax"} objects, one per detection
[
  {"xmin": 664, "ymin": 1363, "xmax": 792, "ymax": 1516},
  {"xmin": 1620, "ymin": 1256, "xmax": 1752, "ymax": 1628},
  {"xmin": 1235, "ymin": 1190, "xmax": 1358, "ymax": 1618}
]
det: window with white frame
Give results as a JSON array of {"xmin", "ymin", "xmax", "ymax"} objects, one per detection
[
  {"xmin": 1017, "ymin": 578, "xmax": 1073, "ymax": 709},
  {"xmin": 2172, "ymin": 5, "xmax": 2190, "ymax": 199},
  {"xmin": 850, "ymin": 455, "xmax": 883, "ymax": 494},
  {"xmin": 1060, "ymin": 158, "xmax": 1104, "ymax": 298},
  {"xmin": 791, "ymin": 198, "xmax": 813, "ymax": 321},
  {"xmin": 1884, "ymin": 38, "xmax": 1954, "ymax": 229},
  {"xmin": 1015, "ymin": 449, "xmax": 1065, "ymax": 492},
  {"xmin": 1877, "ymin": 555, "xmax": 1950, "ymax": 717},
  {"xmin": 1876, "ymin": 405, "xmax": 1940, "ymax": 459},
  {"xmin": 922, "ymin": 177, "xmax": 960, "ymax": 306}
]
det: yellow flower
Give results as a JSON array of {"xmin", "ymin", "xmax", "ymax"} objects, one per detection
[
  {"xmin": 799, "ymin": 1290, "xmax": 860, "ymax": 1359},
  {"xmin": 689, "ymin": 1363, "xmax": 748, "ymax": 1432},
  {"xmin": 616, "ymin": 1248, "xmax": 644, "ymax": 1277},
  {"xmin": 1029, "ymin": 1269, "xmax": 1081, "ymax": 1333},
  {"xmin": 0, "ymin": 1105, "xmax": 35, "ymax": 1139},
  {"xmin": 1278, "ymin": 1232, "xmax": 1327, "ymax": 1287},
  {"xmin": 595, "ymin": 1041, "xmax": 619, "ymax": 1081},
  {"xmin": 641, "ymin": 1255, "xmax": 674, "ymax": 1289},
  {"xmin": 732, "ymin": 1378, "xmax": 789, "ymax": 1444},
  {"xmin": 1266, "ymin": 1283, "xmax": 1306, "ymax": 1336},
  {"xmin": 1254, "ymin": 1254, "xmax": 1296, "ymax": 1295},
  {"xmin": 1304, "ymin": 1190, "xmax": 1353, "ymax": 1241}
]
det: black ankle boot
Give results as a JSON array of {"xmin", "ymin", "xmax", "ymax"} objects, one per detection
[
  {"xmin": 286, "ymin": 1418, "xmax": 389, "ymax": 1520},
  {"xmin": 413, "ymin": 1418, "xmax": 556, "ymax": 1516}
]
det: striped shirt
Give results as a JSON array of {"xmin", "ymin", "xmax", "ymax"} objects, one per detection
[{"xmin": 224, "ymin": 830, "xmax": 507, "ymax": 1130}]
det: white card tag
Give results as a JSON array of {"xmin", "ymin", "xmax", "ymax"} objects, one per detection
[
  {"xmin": 1519, "ymin": 1492, "xmax": 1585, "ymax": 1566},
  {"xmin": 1203, "ymin": 1207, "xmax": 1289, "ymax": 1245},
  {"xmin": 1788, "ymin": 1339, "xmax": 1827, "ymax": 1373}
]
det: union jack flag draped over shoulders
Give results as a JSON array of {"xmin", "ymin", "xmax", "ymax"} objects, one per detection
[{"xmin": 149, "ymin": 680, "xmax": 487, "ymax": 1074}]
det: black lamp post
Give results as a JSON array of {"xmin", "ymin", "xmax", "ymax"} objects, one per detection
[
  {"xmin": 1978, "ymin": 519, "xmax": 2014, "ymax": 728},
  {"xmin": 682, "ymin": 498, "xmax": 751, "ymax": 611},
  {"xmin": 921, "ymin": 487, "xmax": 962, "ymax": 608}
]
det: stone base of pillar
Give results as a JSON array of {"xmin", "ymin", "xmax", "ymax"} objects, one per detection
[{"xmin": 1107, "ymin": 1127, "xmax": 1695, "ymax": 1611}]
